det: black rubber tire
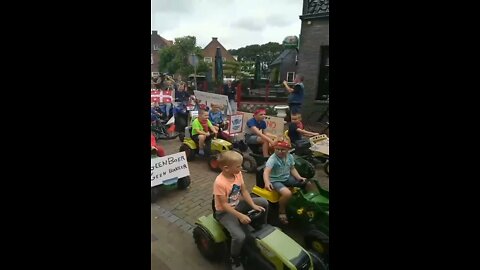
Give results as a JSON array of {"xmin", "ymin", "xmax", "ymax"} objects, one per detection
[
  {"xmin": 324, "ymin": 160, "xmax": 329, "ymax": 176},
  {"xmin": 151, "ymin": 186, "xmax": 161, "ymax": 203},
  {"xmin": 192, "ymin": 226, "xmax": 226, "ymax": 261},
  {"xmin": 179, "ymin": 144, "xmax": 195, "ymax": 161},
  {"xmin": 208, "ymin": 151, "xmax": 221, "ymax": 172},
  {"xmin": 177, "ymin": 176, "xmax": 191, "ymax": 190},
  {"xmin": 242, "ymin": 154, "xmax": 257, "ymax": 173},
  {"xmin": 304, "ymin": 229, "xmax": 329, "ymax": 262},
  {"xmin": 308, "ymin": 249, "xmax": 328, "ymax": 270}
]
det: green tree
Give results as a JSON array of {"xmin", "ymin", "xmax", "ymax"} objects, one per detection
[
  {"xmin": 158, "ymin": 36, "xmax": 209, "ymax": 79},
  {"xmin": 229, "ymin": 42, "xmax": 283, "ymax": 79}
]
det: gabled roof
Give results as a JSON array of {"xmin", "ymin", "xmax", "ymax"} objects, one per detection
[
  {"xmin": 202, "ymin": 37, "xmax": 236, "ymax": 62},
  {"xmin": 270, "ymin": 49, "xmax": 296, "ymax": 66}
]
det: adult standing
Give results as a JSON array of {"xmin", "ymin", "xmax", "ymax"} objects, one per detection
[
  {"xmin": 283, "ymin": 74, "xmax": 304, "ymax": 115},
  {"xmin": 223, "ymin": 80, "xmax": 237, "ymax": 114}
]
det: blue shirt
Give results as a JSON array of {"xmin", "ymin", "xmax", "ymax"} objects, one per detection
[
  {"xmin": 288, "ymin": 82, "xmax": 304, "ymax": 104},
  {"xmin": 209, "ymin": 111, "xmax": 224, "ymax": 125},
  {"xmin": 245, "ymin": 117, "xmax": 267, "ymax": 136},
  {"xmin": 265, "ymin": 153, "xmax": 295, "ymax": 182},
  {"xmin": 175, "ymin": 91, "xmax": 190, "ymax": 103}
]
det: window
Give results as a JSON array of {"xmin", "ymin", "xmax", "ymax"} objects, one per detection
[
  {"xmin": 222, "ymin": 57, "xmax": 226, "ymax": 62},
  {"xmin": 316, "ymin": 46, "xmax": 329, "ymax": 100},
  {"xmin": 153, "ymin": 44, "xmax": 160, "ymax": 51},
  {"xmin": 204, "ymin": 57, "xmax": 212, "ymax": 63},
  {"xmin": 151, "ymin": 54, "xmax": 153, "ymax": 65},
  {"xmin": 286, "ymin": 72, "xmax": 295, "ymax": 83}
]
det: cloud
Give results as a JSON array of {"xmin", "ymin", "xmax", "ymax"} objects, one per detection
[
  {"xmin": 232, "ymin": 18, "xmax": 266, "ymax": 32},
  {"xmin": 151, "ymin": 0, "xmax": 303, "ymax": 49}
]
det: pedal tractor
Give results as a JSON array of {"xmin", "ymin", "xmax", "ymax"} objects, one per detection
[
  {"xmin": 241, "ymin": 134, "xmax": 279, "ymax": 173},
  {"xmin": 251, "ymin": 165, "xmax": 329, "ymax": 266},
  {"xmin": 179, "ymin": 126, "xmax": 235, "ymax": 172},
  {"xmin": 193, "ymin": 206, "xmax": 327, "ymax": 270},
  {"xmin": 150, "ymin": 152, "xmax": 191, "ymax": 203},
  {"xmin": 242, "ymin": 140, "xmax": 316, "ymax": 179},
  {"xmin": 290, "ymin": 134, "xmax": 329, "ymax": 176}
]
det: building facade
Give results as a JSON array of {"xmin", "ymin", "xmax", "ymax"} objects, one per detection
[
  {"xmin": 151, "ymin": 31, "xmax": 173, "ymax": 77},
  {"xmin": 296, "ymin": 0, "xmax": 329, "ymax": 122}
]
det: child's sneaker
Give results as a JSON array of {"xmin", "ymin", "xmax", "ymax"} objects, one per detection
[{"xmin": 198, "ymin": 149, "xmax": 205, "ymax": 156}]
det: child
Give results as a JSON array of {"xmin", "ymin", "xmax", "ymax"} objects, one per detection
[
  {"xmin": 151, "ymin": 102, "xmax": 162, "ymax": 126},
  {"xmin": 209, "ymin": 104, "xmax": 226, "ymax": 129},
  {"xmin": 174, "ymin": 82, "xmax": 190, "ymax": 104},
  {"xmin": 245, "ymin": 108, "xmax": 276, "ymax": 157},
  {"xmin": 151, "ymin": 133, "xmax": 165, "ymax": 157},
  {"xmin": 288, "ymin": 113, "xmax": 319, "ymax": 145},
  {"xmin": 263, "ymin": 138, "xmax": 310, "ymax": 224},
  {"xmin": 191, "ymin": 109, "xmax": 218, "ymax": 156},
  {"xmin": 213, "ymin": 151, "xmax": 268, "ymax": 270}
]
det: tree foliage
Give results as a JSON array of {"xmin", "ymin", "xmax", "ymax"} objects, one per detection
[
  {"xmin": 158, "ymin": 36, "xmax": 209, "ymax": 79},
  {"xmin": 228, "ymin": 42, "xmax": 283, "ymax": 79}
]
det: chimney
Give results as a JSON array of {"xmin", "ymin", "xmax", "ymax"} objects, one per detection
[
  {"xmin": 152, "ymin": 31, "xmax": 158, "ymax": 36},
  {"xmin": 212, "ymin": 37, "xmax": 218, "ymax": 41}
]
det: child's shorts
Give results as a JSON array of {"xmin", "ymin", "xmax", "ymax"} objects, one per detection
[{"xmin": 271, "ymin": 175, "xmax": 305, "ymax": 192}]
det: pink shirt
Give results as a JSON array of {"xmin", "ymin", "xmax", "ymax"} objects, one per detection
[{"xmin": 213, "ymin": 172, "xmax": 245, "ymax": 211}]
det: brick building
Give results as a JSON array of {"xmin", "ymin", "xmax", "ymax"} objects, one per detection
[
  {"xmin": 151, "ymin": 30, "xmax": 173, "ymax": 77},
  {"xmin": 296, "ymin": 0, "xmax": 329, "ymax": 122},
  {"xmin": 202, "ymin": 37, "xmax": 236, "ymax": 82}
]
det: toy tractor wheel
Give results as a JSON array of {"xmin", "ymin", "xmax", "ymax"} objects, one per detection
[
  {"xmin": 208, "ymin": 151, "xmax": 221, "ymax": 172},
  {"xmin": 242, "ymin": 154, "xmax": 257, "ymax": 173},
  {"xmin": 308, "ymin": 249, "xmax": 328, "ymax": 270},
  {"xmin": 179, "ymin": 144, "xmax": 195, "ymax": 161},
  {"xmin": 178, "ymin": 132, "xmax": 185, "ymax": 142},
  {"xmin": 177, "ymin": 176, "xmax": 191, "ymax": 190},
  {"xmin": 151, "ymin": 186, "xmax": 161, "ymax": 203},
  {"xmin": 192, "ymin": 226, "xmax": 226, "ymax": 261},
  {"xmin": 294, "ymin": 157, "xmax": 316, "ymax": 179},
  {"xmin": 305, "ymin": 229, "xmax": 329, "ymax": 263},
  {"xmin": 238, "ymin": 140, "xmax": 249, "ymax": 152},
  {"xmin": 324, "ymin": 160, "xmax": 329, "ymax": 176}
]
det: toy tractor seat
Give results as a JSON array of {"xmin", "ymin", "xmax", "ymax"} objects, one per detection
[{"xmin": 256, "ymin": 165, "xmax": 266, "ymax": 188}]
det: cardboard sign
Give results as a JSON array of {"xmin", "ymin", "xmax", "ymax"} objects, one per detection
[
  {"xmin": 151, "ymin": 90, "xmax": 174, "ymax": 103},
  {"xmin": 237, "ymin": 111, "xmax": 285, "ymax": 140},
  {"xmin": 151, "ymin": 152, "xmax": 190, "ymax": 187},
  {"xmin": 193, "ymin": 90, "xmax": 230, "ymax": 114},
  {"xmin": 228, "ymin": 114, "xmax": 244, "ymax": 134},
  {"xmin": 310, "ymin": 139, "xmax": 329, "ymax": 155},
  {"xmin": 151, "ymin": 90, "xmax": 160, "ymax": 103}
]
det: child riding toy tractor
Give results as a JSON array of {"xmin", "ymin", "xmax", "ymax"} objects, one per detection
[
  {"xmin": 251, "ymin": 165, "xmax": 329, "ymax": 266},
  {"xmin": 193, "ymin": 207, "xmax": 327, "ymax": 270}
]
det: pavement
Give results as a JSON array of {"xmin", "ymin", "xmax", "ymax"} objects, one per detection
[{"xmin": 151, "ymin": 137, "xmax": 329, "ymax": 270}]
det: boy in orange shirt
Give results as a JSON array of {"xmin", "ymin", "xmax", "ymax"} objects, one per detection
[{"xmin": 213, "ymin": 151, "xmax": 268, "ymax": 270}]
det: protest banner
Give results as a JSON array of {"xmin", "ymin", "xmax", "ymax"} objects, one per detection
[
  {"xmin": 151, "ymin": 152, "xmax": 190, "ymax": 187},
  {"xmin": 193, "ymin": 90, "xmax": 230, "ymax": 114},
  {"xmin": 236, "ymin": 112, "xmax": 285, "ymax": 140}
]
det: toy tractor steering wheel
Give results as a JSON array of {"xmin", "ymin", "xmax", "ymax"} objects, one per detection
[{"xmin": 246, "ymin": 209, "xmax": 263, "ymax": 220}]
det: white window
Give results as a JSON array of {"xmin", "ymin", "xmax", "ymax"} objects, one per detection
[
  {"xmin": 153, "ymin": 44, "xmax": 160, "ymax": 51},
  {"xmin": 287, "ymin": 72, "xmax": 295, "ymax": 83},
  {"xmin": 204, "ymin": 57, "xmax": 212, "ymax": 63},
  {"xmin": 222, "ymin": 57, "xmax": 226, "ymax": 62}
]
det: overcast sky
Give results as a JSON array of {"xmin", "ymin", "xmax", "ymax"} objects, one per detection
[{"xmin": 151, "ymin": 0, "xmax": 303, "ymax": 50}]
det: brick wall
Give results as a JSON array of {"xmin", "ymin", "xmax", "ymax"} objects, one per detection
[{"xmin": 296, "ymin": 18, "xmax": 329, "ymax": 122}]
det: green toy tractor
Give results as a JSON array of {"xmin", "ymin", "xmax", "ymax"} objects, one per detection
[
  {"xmin": 251, "ymin": 165, "xmax": 329, "ymax": 265},
  {"xmin": 193, "ymin": 207, "xmax": 327, "ymax": 270},
  {"xmin": 179, "ymin": 127, "xmax": 234, "ymax": 172}
]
